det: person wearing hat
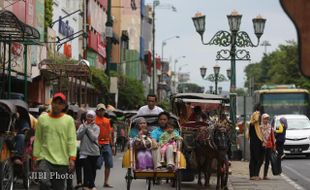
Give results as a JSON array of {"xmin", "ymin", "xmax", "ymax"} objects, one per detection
[
  {"xmin": 33, "ymin": 92, "xmax": 77, "ymax": 190},
  {"xmin": 95, "ymin": 103, "xmax": 115, "ymax": 188}
]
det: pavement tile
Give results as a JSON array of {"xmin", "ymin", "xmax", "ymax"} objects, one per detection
[{"xmin": 228, "ymin": 161, "xmax": 298, "ymax": 190}]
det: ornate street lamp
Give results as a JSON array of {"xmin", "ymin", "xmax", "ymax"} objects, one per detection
[
  {"xmin": 226, "ymin": 68, "xmax": 231, "ymax": 80},
  {"xmin": 200, "ymin": 65, "xmax": 227, "ymax": 95},
  {"xmin": 192, "ymin": 10, "xmax": 266, "ymax": 146}
]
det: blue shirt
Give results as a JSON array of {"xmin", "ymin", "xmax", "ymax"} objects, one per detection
[
  {"xmin": 129, "ymin": 128, "xmax": 139, "ymax": 138},
  {"xmin": 151, "ymin": 127, "xmax": 179, "ymax": 142}
]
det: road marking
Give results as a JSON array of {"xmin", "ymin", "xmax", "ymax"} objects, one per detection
[
  {"xmin": 281, "ymin": 173, "xmax": 305, "ymax": 190},
  {"xmin": 282, "ymin": 165, "xmax": 309, "ymax": 190}
]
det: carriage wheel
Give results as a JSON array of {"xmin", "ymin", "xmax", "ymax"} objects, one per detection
[
  {"xmin": 0, "ymin": 159, "xmax": 14, "ymax": 190},
  {"xmin": 125, "ymin": 169, "xmax": 133, "ymax": 190},
  {"xmin": 175, "ymin": 170, "xmax": 182, "ymax": 190},
  {"xmin": 146, "ymin": 178, "xmax": 152, "ymax": 190},
  {"xmin": 23, "ymin": 158, "xmax": 31, "ymax": 190}
]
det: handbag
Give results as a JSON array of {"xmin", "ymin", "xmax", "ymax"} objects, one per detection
[
  {"xmin": 270, "ymin": 150, "xmax": 282, "ymax": 175},
  {"xmin": 83, "ymin": 125, "xmax": 104, "ymax": 169}
]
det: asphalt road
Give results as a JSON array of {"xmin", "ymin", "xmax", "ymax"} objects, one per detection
[
  {"xmin": 16, "ymin": 152, "xmax": 223, "ymax": 190},
  {"xmin": 282, "ymin": 155, "xmax": 310, "ymax": 190}
]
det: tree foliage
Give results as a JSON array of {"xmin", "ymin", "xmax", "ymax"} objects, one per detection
[
  {"xmin": 44, "ymin": 0, "xmax": 53, "ymax": 41},
  {"xmin": 177, "ymin": 83, "xmax": 204, "ymax": 93},
  {"xmin": 90, "ymin": 67, "xmax": 110, "ymax": 104},
  {"xmin": 244, "ymin": 41, "xmax": 310, "ymax": 90},
  {"xmin": 116, "ymin": 74, "xmax": 145, "ymax": 110}
]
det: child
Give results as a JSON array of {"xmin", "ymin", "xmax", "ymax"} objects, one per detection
[
  {"xmin": 159, "ymin": 123, "xmax": 182, "ymax": 164},
  {"xmin": 134, "ymin": 117, "xmax": 153, "ymax": 170},
  {"xmin": 260, "ymin": 113, "xmax": 275, "ymax": 180}
]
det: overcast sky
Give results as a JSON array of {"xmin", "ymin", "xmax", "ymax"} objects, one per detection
[{"xmin": 145, "ymin": 0, "xmax": 297, "ymax": 92}]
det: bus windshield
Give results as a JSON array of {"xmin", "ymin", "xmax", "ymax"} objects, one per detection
[{"xmin": 261, "ymin": 93, "xmax": 310, "ymax": 116}]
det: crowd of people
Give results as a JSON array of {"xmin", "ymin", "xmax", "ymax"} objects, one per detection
[
  {"xmin": 248, "ymin": 105, "xmax": 287, "ymax": 181},
  {"xmin": 31, "ymin": 93, "xmax": 183, "ymax": 190}
]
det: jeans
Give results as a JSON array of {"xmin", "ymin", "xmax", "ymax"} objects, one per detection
[
  {"xmin": 38, "ymin": 160, "xmax": 70, "ymax": 190},
  {"xmin": 15, "ymin": 134, "xmax": 25, "ymax": 157}
]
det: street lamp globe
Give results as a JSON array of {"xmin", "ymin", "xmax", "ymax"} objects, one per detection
[
  {"xmin": 213, "ymin": 64, "xmax": 220, "ymax": 75},
  {"xmin": 253, "ymin": 15, "xmax": 266, "ymax": 39},
  {"xmin": 200, "ymin": 66, "xmax": 207, "ymax": 78},
  {"xmin": 227, "ymin": 10, "xmax": 242, "ymax": 32},
  {"xmin": 192, "ymin": 12, "xmax": 206, "ymax": 36},
  {"xmin": 226, "ymin": 68, "xmax": 231, "ymax": 79}
]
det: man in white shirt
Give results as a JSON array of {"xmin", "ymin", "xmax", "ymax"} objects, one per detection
[{"xmin": 137, "ymin": 94, "xmax": 163, "ymax": 115}]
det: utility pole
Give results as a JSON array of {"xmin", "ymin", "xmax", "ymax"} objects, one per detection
[{"xmin": 105, "ymin": 0, "xmax": 113, "ymax": 76}]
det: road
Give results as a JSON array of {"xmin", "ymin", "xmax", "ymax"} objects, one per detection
[
  {"xmin": 282, "ymin": 155, "xmax": 310, "ymax": 190},
  {"xmin": 16, "ymin": 152, "xmax": 223, "ymax": 190}
]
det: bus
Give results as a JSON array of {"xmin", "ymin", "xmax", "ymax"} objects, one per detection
[{"xmin": 253, "ymin": 84, "xmax": 310, "ymax": 118}]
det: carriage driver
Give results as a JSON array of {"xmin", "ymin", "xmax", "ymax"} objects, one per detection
[{"xmin": 150, "ymin": 112, "xmax": 180, "ymax": 169}]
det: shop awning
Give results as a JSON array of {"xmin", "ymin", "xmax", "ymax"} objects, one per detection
[
  {"xmin": 0, "ymin": 10, "xmax": 40, "ymax": 44},
  {"xmin": 39, "ymin": 59, "xmax": 91, "ymax": 80}
]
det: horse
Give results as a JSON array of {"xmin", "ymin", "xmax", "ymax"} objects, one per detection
[{"xmin": 195, "ymin": 121, "xmax": 230, "ymax": 190}]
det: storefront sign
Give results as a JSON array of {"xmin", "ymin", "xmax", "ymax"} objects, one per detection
[{"xmin": 59, "ymin": 17, "xmax": 74, "ymax": 39}]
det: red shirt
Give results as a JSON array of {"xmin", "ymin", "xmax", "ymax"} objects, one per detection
[{"xmin": 96, "ymin": 116, "xmax": 113, "ymax": 145}]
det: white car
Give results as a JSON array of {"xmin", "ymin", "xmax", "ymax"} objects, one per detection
[{"xmin": 272, "ymin": 114, "xmax": 310, "ymax": 157}]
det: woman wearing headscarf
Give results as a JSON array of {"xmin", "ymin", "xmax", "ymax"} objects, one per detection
[
  {"xmin": 261, "ymin": 113, "xmax": 275, "ymax": 180},
  {"xmin": 275, "ymin": 117, "xmax": 287, "ymax": 158},
  {"xmin": 248, "ymin": 105, "xmax": 265, "ymax": 180},
  {"xmin": 131, "ymin": 117, "xmax": 153, "ymax": 170}
]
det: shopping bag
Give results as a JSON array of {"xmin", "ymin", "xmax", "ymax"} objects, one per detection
[
  {"xmin": 270, "ymin": 150, "xmax": 282, "ymax": 175},
  {"xmin": 96, "ymin": 154, "xmax": 104, "ymax": 169}
]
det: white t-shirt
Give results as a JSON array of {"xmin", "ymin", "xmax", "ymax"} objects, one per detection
[{"xmin": 137, "ymin": 105, "xmax": 164, "ymax": 115}]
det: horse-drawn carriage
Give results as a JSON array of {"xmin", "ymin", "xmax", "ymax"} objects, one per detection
[
  {"xmin": 122, "ymin": 114, "xmax": 186, "ymax": 190},
  {"xmin": 0, "ymin": 100, "xmax": 34, "ymax": 190},
  {"xmin": 171, "ymin": 93, "xmax": 231, "ymax": 190}
]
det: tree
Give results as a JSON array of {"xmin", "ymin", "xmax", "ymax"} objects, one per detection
[
  {"xmin": 244, "ymin": 41, "xmax": 310, "ymax": 91},
  {"xmin": 177, "ymin": 83, "xmax": 204, "ymax": 93},
  {"xmin": 90, "ymin": 67, "xmax": 110, "ymax": 104},
  {"xmin": 117, "ymin": 75, "xmax": 145, "ymax": 110}
]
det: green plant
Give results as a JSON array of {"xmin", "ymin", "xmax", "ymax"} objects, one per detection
[
  {"xmin": 44, "ymin": 0, "xmax": 53, "ymax": 41},
  {"xmin": 90, "ymin": 67, "xmax": 110, "ymax": 104}
]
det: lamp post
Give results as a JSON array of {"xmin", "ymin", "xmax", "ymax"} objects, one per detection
[
  {"xmin": 192, "ymin": 10, "xmax": 266, "ymax": 145},
  {"xmin": 179, "ymin": 64, "xmax": 188, "ymax": 93},
  {"xmin": 200, "ymin": 65, "xmax": 227, "ymax": 95},
  {"xmin": 161, "ymin": 35, "xmax": 180, "ymax": 61},
  {"xmin": 172, "ymin": 56, "xmax": 186, "ymax": 93},
  {"xmin": 151, "ymin": 0, "xmax": 176, "ymax": 94}
]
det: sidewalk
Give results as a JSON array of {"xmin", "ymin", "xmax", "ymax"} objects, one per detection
[{"xmin": 228, "ymin": 161, "xmax": 304, "ymax": 190}]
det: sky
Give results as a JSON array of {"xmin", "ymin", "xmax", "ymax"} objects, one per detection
[{"xmin": 145, "ymin": 0, "xmax": 297, "ymax": 92}]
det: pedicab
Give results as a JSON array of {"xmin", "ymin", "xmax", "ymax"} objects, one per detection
[
  {"xmin": 0, "ymin": 100, "xmax": 16, "ymax": 190},
  {"xmin": 122, "ymin": 114, "xmax": 186, "ymax": 190},
  {"xmin": 171, "ymin": 93, "xmax": 230, "ymax": 189},
  {"xmin": 0, "ymin": 100, "xmax": 34, "ymax": 190}
]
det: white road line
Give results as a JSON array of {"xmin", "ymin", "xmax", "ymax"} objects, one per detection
[
  {"xmin": 282, "ymin": 165, "xmax": 309, "ymax": 190},
  {"xmin": 281, "ymin": 173, "xmax": 305, "ymax": 190}
]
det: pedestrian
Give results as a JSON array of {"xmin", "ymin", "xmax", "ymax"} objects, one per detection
[
  {"xmin": 150, "ymin": 112, "xmax": 179, "ymax": 169},
  {"xmin": 137, "ymin": 94, "xmax": 163, "ymax": 115},
  {"xmin": 275, "ymin": 117, "xmax": 287, "ymax": 159},
  {"xmin": 77, "ymin": 110, "xmax": 100, "ymax": 190},
  {"xmin": 261, "ymin": 113, "xmax": 275, "ymax": 180},
  {"xmin": 248, "ymin": 105, "xmax": 265, "ymax": 180},
  {"xmin": 95, "ymin": 103, "xmax": 115, "ymax": 188},
  {"xmin": 132, "ymin": 117, "xmax": 153, "ymax": 170},
  {"xmin": 74, "ymin": 108, "xmax": 87, "ymax": 189},
  {"xmin": 33, "ymin": 92, "xmax": 77, "ymax": 190}
]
